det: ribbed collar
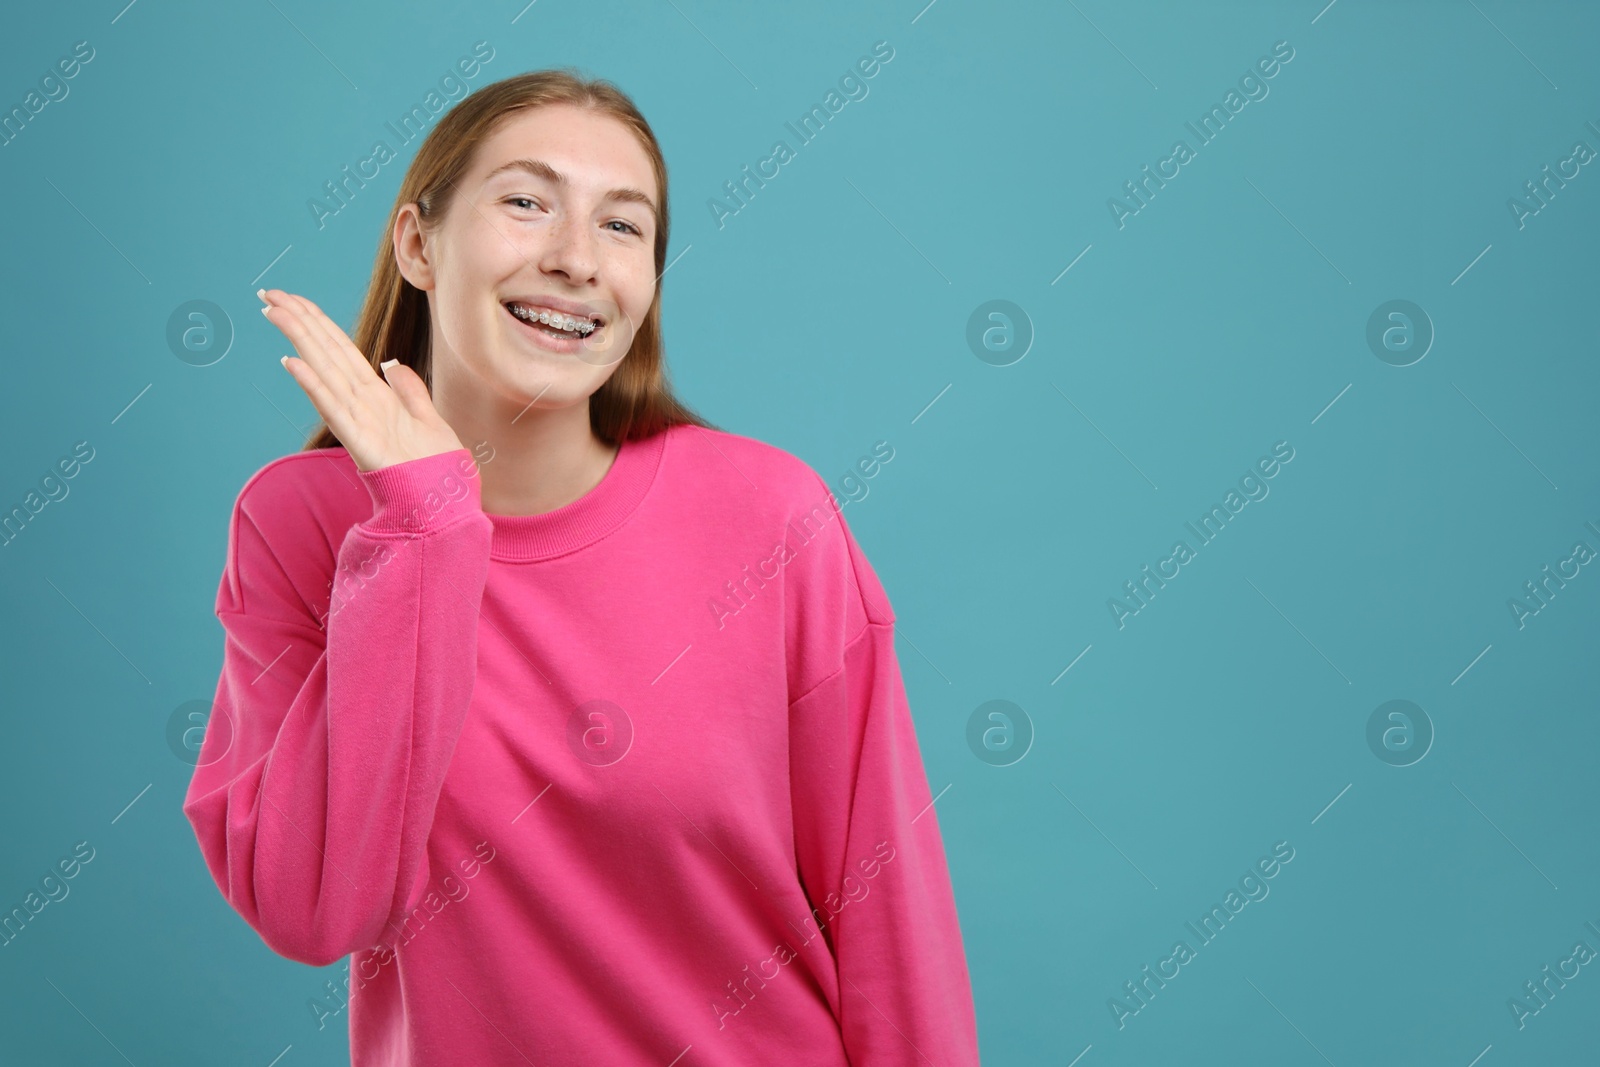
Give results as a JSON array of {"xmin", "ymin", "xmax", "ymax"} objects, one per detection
[{"xmin": 487, "ymin": 425, "xmax": 670, "ymax": 562}]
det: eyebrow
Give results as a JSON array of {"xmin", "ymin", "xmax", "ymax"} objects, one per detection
[{"xmin": 482, "ymin": 157, "xmax": 657, "ymax": 219}]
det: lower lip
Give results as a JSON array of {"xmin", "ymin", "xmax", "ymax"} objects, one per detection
[{"xmin": 504, "ymin": 304, "xmax": 600, "ymax": 354}]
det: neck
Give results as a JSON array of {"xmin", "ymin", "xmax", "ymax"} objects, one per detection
[
  {"xmin": 441, "ymin": 392, "xmax": 619, "ymax": 518},
  {"xmin": 483, "ymin": 426, "xmax": 619, "ymax": 518}
]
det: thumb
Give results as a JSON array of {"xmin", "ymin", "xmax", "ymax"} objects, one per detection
[{"xmin": 380, "ymin": 359, "xmax": 436, "ymax": 418}]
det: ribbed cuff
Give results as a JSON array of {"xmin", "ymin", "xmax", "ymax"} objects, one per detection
[{"xmin": 358, "ymin": 448, "xmax": 483, "ymax": 535}]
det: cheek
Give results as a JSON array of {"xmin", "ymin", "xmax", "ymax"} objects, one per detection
[
  {"xmin": 450, "ymin": 241, "xmax": 513, "ymax": 320},
  {"xmin": 458, "ymin": 222, "xmax": 526, "ymax": 293},
  {"xmin": 428, "ymin": 280, "xmax": 501, "ymax": 373},
  {"xmin": 619, "ymin": 259, "xmax": 656, "ymax": 320}
]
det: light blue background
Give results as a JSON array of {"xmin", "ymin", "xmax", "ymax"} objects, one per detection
[{"xmin": 1, "ymin": 0, "xmax": 1597, "ymax": 1063}]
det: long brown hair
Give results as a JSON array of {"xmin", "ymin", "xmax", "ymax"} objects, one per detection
[{"xmin": 301, "ymin": 68, "xmax": 716, "ymax": 453}]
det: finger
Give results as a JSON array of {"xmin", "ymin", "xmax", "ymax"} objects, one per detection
[
  {"xmin": 381, "ymin": 360, "xmax": 439, "ymax": 424},
  {"xmin": 267, "ymin": 292, "xmax": 365, "ymax": 387},
  {"xmin": 278, "ymin": 353, "xmax": 352, "ymax": 442},
  {"xmin": 261, "ymin": 294, "xmax": 362, "ymax": 409},
  {"xmin": 281, "ymin": 292, "xmax": 384, "ymax": 388}
]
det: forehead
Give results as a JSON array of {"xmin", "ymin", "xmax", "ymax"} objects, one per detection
[{"xmin": 472, "ymin": 103, "xmax": 657, "ymax": 205}]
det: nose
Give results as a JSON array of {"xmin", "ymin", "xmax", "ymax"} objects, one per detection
[{"xmin": 537, "ymin": 209, "xmax": 599, "ymax": 286}]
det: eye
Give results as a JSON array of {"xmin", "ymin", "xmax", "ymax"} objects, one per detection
[
  {"xmin": 504, "ymin": 196, "xmax": 541, "ymax": 211},
  {"xmin": 606, "ymin": 219, "xmax": 643, "ymax": 236}
]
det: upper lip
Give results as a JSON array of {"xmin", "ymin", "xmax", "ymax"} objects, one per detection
[{"xmin": 503, "ymin": 295, "xmax": 605, "ymax": 326}]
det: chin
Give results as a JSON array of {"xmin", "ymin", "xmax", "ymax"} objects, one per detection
[{"xmin": 497, "ymin": 363, "xmax": 590, "ymax": 407}]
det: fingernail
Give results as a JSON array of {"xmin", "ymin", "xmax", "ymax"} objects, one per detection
[
  {"xmin": 381, "ymin": 359, "xmax": 398, "ymax": 373},
  {"xmin": 279, "ymin": 355, "xmax": 289, "ymax": 367},
  {"xmin": 261, "ymin": 305, "xmax": 272, "ymax": 317},
  {"xmin": 256, "ymin": 288, "xmax": 267, "ymax": 301}
]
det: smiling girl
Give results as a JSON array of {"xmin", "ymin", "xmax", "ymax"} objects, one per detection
[{"xmin": 183, "ymin": 69, "xmax": 980, "ymax": 1066}]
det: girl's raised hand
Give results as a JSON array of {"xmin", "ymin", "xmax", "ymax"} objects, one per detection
[{"xmin": 260, "ymin": 288, "xmax": 465, "ymax": 473}]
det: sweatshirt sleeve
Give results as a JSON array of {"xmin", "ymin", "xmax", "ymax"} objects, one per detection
[
  {"xmin": 182, "ymin": 447, "xmax": 493, "ymax": 967},
  {"xmin": 786, "ymin": 488, "xmax": 982, "ymax": 1066}
]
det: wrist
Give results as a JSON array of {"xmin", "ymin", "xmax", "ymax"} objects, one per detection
[{"xmin": 358, "ymin": 448, "xmax": 483, "ymax": 534}]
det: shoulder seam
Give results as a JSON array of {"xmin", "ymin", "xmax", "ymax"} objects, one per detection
[
  {"xmin": 216, "ymin": 608, "xmax": 327, "ymax": 639},
  {"xmin": 788, "ymin": 619, "xmax": 890, "ymax": 707}
]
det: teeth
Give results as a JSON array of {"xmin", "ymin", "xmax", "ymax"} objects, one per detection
[{"xmin": 508, "ymin": 302, "xmax": 596, "ymax": 336}]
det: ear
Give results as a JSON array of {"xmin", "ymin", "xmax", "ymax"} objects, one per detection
[{"xmin": 394, "ymin": 202, "xmax": 436, "ymax": 292}]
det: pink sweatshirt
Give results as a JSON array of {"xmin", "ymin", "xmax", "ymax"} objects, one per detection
[{"xmin": 183, "ymin": 422, "xmax": 981, "ymax": 1066}]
